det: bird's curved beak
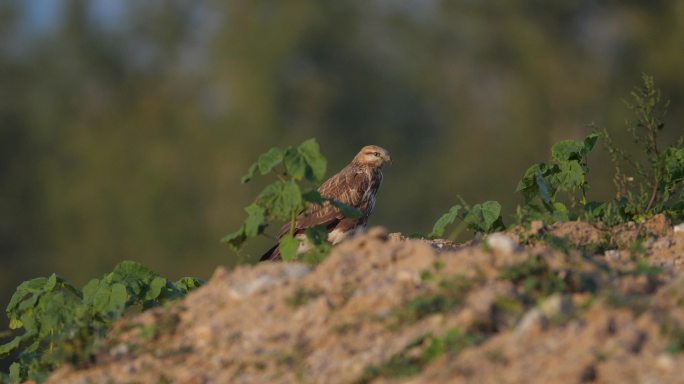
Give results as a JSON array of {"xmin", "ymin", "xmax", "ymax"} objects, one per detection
[{"xmin": 384, "ymin": 153, "xmax": 392, "ymax": 165}]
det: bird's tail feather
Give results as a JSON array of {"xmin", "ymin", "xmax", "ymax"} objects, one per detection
[{"xmin": 259, "ymin": 244, "xmax": 281, "ymax": 262}]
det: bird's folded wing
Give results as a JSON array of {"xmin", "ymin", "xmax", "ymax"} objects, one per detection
[{"xmin": 276, "ymin": 169, "xmax": 368, "ymax": 238}]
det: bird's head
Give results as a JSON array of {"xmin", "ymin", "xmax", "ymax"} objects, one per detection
[{"xmin": 353, "ymin": 145, "xmax": 392, "ymax": 168}]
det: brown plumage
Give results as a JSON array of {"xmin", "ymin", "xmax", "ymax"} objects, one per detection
[{"xmin": 260, "ymin": 145, "xmax": 391, "ymax": 261}]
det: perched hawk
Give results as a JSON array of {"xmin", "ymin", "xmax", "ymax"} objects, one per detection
[{"xmin": 260, "ymin": 145, "xmax": 392, "ymax": 261}]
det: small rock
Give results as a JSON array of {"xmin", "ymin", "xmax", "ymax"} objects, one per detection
[
  {"xmin": 530, "ymin": 220, "xmax": 545, "ymax": 235},
  {"xmin": 211, "ymin": 266, "xmax": 228, "ymax": 280},
  {"xmin": 282, "ymin": 263, "xmax": 311, "ymax": 279},
  {"xmin": 367, "ymin": 226, "xmax": 389, "ymax": 241},
  {"xmin": 514, "ymin": 294, "xmax": 573, "ymax": 337},
  {"xmin": 539, "ymin": 294, "xmax": 573, "ymax": 318},
  {"xmin": 515, "ymin": 308, "xmax": 544, "ymax": 336},
  {"xmin": 124, "ymin": 363, "xmax": 137, "ymax": 374},
  {"xmin": 656, "ymin": 353, "xmax": 675, "ymax": 372},
  {"xmin": 644, "ymin": 214, "xmax": 670, "ymax": 235},
  {"xmin": 674, "ymin": 223, "xmax": 684, "ymax": 234},
  {"xmin": 388, "ymin": 232, "xmax": 404, "ymax": 242},
  {"xmin": 652, "ymin": 238, "xmax": 673, "ymax": 251},
  {"xmin": 229, "ymin": 275, "xmax": 274, "ymax": 299},
  {"xmin": 486, "ymin": 233, "xmax": 519, "ymax": 255},
  {"xmin": 605, "ymin": 250, "xmax": 621, "ymax": 261},
  {"xmin": 110, "ymin": 343, "xmax": 129, "ymax": 358},
  {"xmin": 643, "ymin": 238, "xmax": 656, "ymax": 248},
  {"xmin": 396, "ymin": 270, "xmax": 420, "ymax": 285},
  {"xmin": 194, "ymin": 325, "xmax": 216, "ymax": 348}
]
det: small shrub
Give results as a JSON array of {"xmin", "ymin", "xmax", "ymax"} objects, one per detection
[
  {"xmin": 499, "ymin": 256, "xmax": 567, "ymax": 304},
  {"xmin": 355, "ymin": 328, "xmax": 482, "ymax": 383},
  {"xmin": 598, "ymin": 74, "xmax": 684, "ymax": 224},
  {"xmin": 0, "ymin": 261, "xmax": 203, "ymax": 382},
  {"xmin": 285, "ymin": 287, "xmax": 322, "ymax": 307},
  {"xmin": 516, "ymin": 133, "xmax": 598, "ymax": 223},
  {"xmin": 429, "ymin": 200, "xmax": 504, "ymax": 240},
  {"xmin": 389, "ymin": 275, "xmax": 474, "ymax": 326}
]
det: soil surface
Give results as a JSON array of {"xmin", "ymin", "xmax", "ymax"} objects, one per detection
[{"xmin": 48, "ymin": 217, "xmax": 684, "ymax": 384}]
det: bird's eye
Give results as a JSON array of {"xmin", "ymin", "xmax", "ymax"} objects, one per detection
[{"xmin": 374, "ymin": 152, "xmax": 380, "ymax": 157}]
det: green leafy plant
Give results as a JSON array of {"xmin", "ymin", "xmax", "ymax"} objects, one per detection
[
  {"xmin": 515, "ymin": 133, "xmax": 599, "ymax": 223},
  {"xmin": 356, "ymin": 328, "xmax": 482, "ymax": 383},
  {"xmin": 498, "ymin": 256, "xmax": 567, "ymax": 304},
  {"xmin": 661, "ymin": 318, "xmax": 684, "ymax": 355},
  {"xmin": 427, "ymin": 76, "xmax": 682, "ymax": 244},
  {"xmin": 387, "ymin": 274, "xmax": 475, "ymax": 330},
  {"xmin": 222, "ymin": 138, "xmax": 360, "ymax": 262},
  {"xmin": 598, "ymin": 74, "xmax": 684, "ymax": 224},
  {"xmin": 429, "ymin": 200, "xmax": 504, "ymax": 240},
  {"xmin": 0, "ymin": 261, "xmax": 203, "ymax": 383}
]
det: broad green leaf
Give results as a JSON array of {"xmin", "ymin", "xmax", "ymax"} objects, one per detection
[
  {"xmin": 257, "ymin": 147, "xmax": 284, "ymax": 175},
  {"xmin": 306, "ymin": 225, "xmax": 332, "ymax": 262},
  {"xmin": 45, "ymin": 274, "xmax": 57, "ymax": 291},
  {"xmin": 16, "ymin": 292, "xmax": 41, "ymax": 315},
  {"xmin": 583, "ymin": 133, "xmax": 599, "ymax": 155},
  {"xmin": 301, "ymin": 248, "xmax": 330, "ymax": 265},
  {"xmin": 465, "ymin": 201, "xmax": 502, "ymax": 232},
  {"xmin": 552, "ymin": 202, "xmax": 570, "ymax": 221},
  {"xmin": 28, "ymin": 369, "xmax": 49, "ymax": 383},
  {"xmin": 6, "ymin": 277, "xmax": 49, "ymax": 314},
  {"xmin": 552, "ymin": 140, "xmax": 585, "ymax": 162},
  {"xmin": 174, "ymin": 277, "xmax": 205, "ymax": 294},
  {"xmin": 221, "ymin": 225, "xmax": 247, "ymax": 250},
  {"xmin": 145, "ymin": 277, "xmax": 167, "ymax": 301},
  {"xmin": 662, "ymin": 147, "xmax": 684, "ymax": 184},
  {"xmin": 535, "ymin": 167, "xmax": 552, "ymax": 205},
  {"xmin": 9, "ymin": 318, "xmax": 22, "ymax": 329},
  {"xmin": 55, "ymin": 276, "xmax": 82, "ymax": 299},
  {"xmin": 279, "ymin": 234, "xmax": 300, "ymax": 261},
  {"xmin": 302, "ymin": 189, "xmax": 324, "ymax": 205},
  {"xmin": 551, "ymin": 133, "xmax": 599, "ymax": 163},
  {"xmin": 19, "ymin": 314, "xmax": 37, "ymax": 334},
  {"xmin": 9, "ymin": 362, "xmax": 21, "ymax": 382},
  {"xmin": 86, "ymin": 280, "xmax": 107, "ymax": 313},
  {"xmin": 516, "ymin": 164, "xmax": 538, "ymax": 193},
  {"xmin": 109, "ymin": 261, "xmax": 157, "ymax": 285},
  {"xmin": 584, "ymin": 201, "xmax": 607, "ymax": 220},
  {"xmin": 82, "ymin": 278, "xmax": 100, "ymax": 304},
  {"xmin": 517, "ymin": 164, "xmax": 555, "ymax": 203},
  {"xmin": 429, "ymin": 205, "xmax": 462, "ymax": 239},
  {"xmin": 305, "ymin": 225, "xmax": 328, "ymax": 245},
  {"xmin": 257, "ymin": 180, "xmax": 302, "ymax": 219},
  {"xmin": 552, "ymin": 161, "xmax": 584, "ymax": 190},
  {"xmin": 38, "ymin": 292, "xmax": 78, "ymax": 335},
  {"xmin": 329, "ymin": 199, "xmax": 363, "ymax": 219},
  {"xmin": 108, "ymin": 261, "xmax": 158, "ymax": 300},
  {"xmin": 88, "ymin": 280, "xmax": 126, "ymax": 314},
  {"xmin": 0, "ymin": 333, "xmax": 32, "ymax": 358},
  {"xmin": 244, "ymin": 203, "xmax": 266, "ymax": 237},
  {"xmin": 241, "ymin": 162, "xmax": 258, "ymax": 184},
  {"xmin": 298, "ymin": 138, "xmax": 327, "ymax": 183},
  {"xmin": 109, "ymin": 283, "xmax": 128, "ymax": 311},
  {"xmin": 284, "ymin": 147, "xmax": 307, "ymax": 180}
]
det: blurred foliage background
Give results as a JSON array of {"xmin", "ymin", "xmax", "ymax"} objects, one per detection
[{"xmin": 1, "ymin": 0, "xmax": 683, "ymax": 339}]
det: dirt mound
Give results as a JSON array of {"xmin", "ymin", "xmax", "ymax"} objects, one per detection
[{"xmin": 48, "ymin": 218, "xmax": 684, "ymax": 383}]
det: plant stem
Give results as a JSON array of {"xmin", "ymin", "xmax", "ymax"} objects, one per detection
[
  {"xmin": 447, "ymin": 220, "xmax": 469, "ymax": 242},
  {"xmin": 646, "ymin": 179, "xmax": 658, "ymax": 212},
  {"xmin": 645, "ymin": 124, "xmax": 660, "ymax": 212}
]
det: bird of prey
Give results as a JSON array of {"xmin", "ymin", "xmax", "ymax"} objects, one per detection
[{"xmin": 260, "ymin": 145, "xmax": 392, "ymax": 261}]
